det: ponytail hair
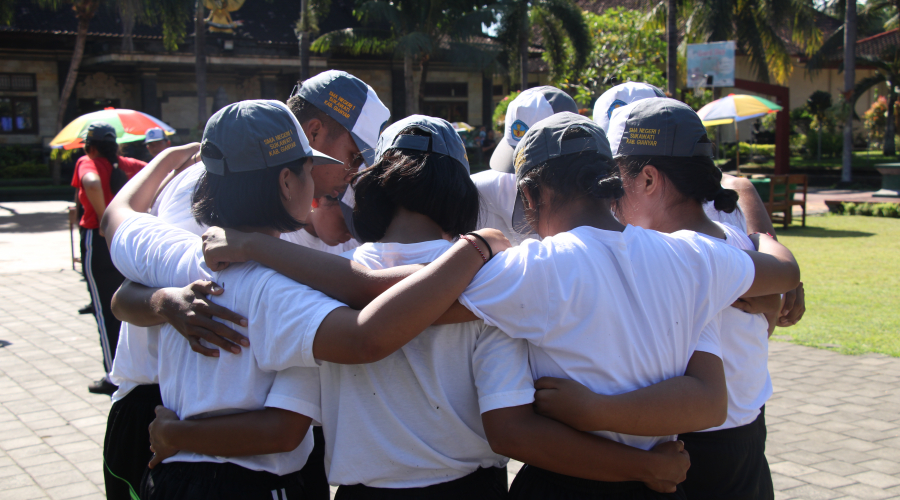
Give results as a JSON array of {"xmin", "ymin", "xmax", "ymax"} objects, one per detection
[
  {"xmin": 86, "ymin": 139, "xmax": 120, "ymax": 170},
  {"xmin": 516, "ymin": 127, "xmax": 623, "ymax": 225},
  {"xmin": 616, "ymin": 152, "xmax": 739, "ymax": 213}
]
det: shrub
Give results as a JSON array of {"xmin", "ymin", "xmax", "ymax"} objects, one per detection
[
  {"xmin": 0, "ymin": 161, "xmax": 50, "ymax": 179},
  {"xmin": 835, "ymin": 202, "xmax": 900, "ymax": 218},
  {"xmin": 722, "ymin": 142, "xmax": 776, "ymax": 160},
  {"xmin": 804, "ymin": 130, "xmax": 843, "ymax": 159},
  {"xmin": 492, "ymin": 91, "xmax": 522, "ymax": 132}
]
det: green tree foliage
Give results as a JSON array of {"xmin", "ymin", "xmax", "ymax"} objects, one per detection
[
  {"xmin": 544, "ymin": 8, "xmax": 665, "ymax": 107},
  {"xmin": 494, "ymin": 0, "xmax": 591, "ymax": 90},
  {"xmin": 646, "ymin": 0, "xmax": 822, "ymax": 85}
]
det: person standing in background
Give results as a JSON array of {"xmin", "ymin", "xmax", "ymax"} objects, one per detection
[
  {"xmin": 70, "ymin": 122, "xmax": 147, "ymax": 395},
  {"xmin": 144, "ymin": 128, "xmax": 171, "ymax": 159}
]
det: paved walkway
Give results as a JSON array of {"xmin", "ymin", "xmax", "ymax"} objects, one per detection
[{"xmin": 2, "ymin": 201, "xmax": 900, "ymax": 499}]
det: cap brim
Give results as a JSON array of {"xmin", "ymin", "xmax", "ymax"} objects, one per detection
[
  {"xmin": 511, "ymin": 192, "xmax": 532, "ymax": 234},
  {"xmin": 350, "ymin": 132, "xmax": 376, "ymax": 167},
  {"xmin": 489, "ymin": 140, "xmax": 516, "ymax": 174},
  {"xmin": 144, "ymin": 138, "xmax": 165, "ymax": 144},
  {"xmin": 309, "ymin": 148, "xmax": 343, "ymax": 166}
]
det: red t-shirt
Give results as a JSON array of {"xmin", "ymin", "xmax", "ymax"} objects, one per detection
[{"xmin": 71, "ymin": 155, "xmax": 147, "ymax": 229}]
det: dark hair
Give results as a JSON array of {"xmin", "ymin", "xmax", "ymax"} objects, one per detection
[
  {"xmin": 191, "ymin": 144, "xmax": 309, "ymax": 232},
  {"xmin": 287, "ymin": 92, "xmax": 344, "ymax": 141},
  {"xmin": 517, "ymin": 128, "xmax": 623, "ymax": 226},
  {"xmin": 351, "ymin": 127, "xmax": 479, "ymax": 243},
  {"xmin": 616, "ymin": 153, "xmax": 739, "ymax": 213},
  {"xmin": 86, "ymin": 139, "xmax": 120, "ymax": 169}
]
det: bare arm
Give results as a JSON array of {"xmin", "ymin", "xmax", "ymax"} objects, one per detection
[
  {"xmin": 111, "ymin": 279, "xmax": 249, "ymax": 356},
  {"xmin": 81, "ymin": 172, "xmax": 107, "ymax": 230},
  {"xmin": 99, "ymin": 143, "xmax": 200, "ymax": 243},
  {"xmin": 721, "ymin": 174, "xmax": 776, "ymax": 237},
  {"xmin": 482, "ymin": 405, "xmax": 690, "ymax": 493},
  {"xmin": 311, "ymin": 230, "xmax": 508, "ymax": 364},
  {"xmin": 742, "ymin": 234, "xmax": 800, "ymax": 297},
  {"xmin": 148, "ymin": 406, "xmax": 310, "ymax": 468},
  {"xmin": 533, "ymin": 351, "xmax": 726, "ymax": 436}
]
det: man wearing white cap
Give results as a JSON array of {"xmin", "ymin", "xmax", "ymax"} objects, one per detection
[
  {"xmin": 472, "ymin": 86, "xmax": 579, "ymax": 245},
  {"xmin": 144, "ymin": 127, "xmax": 171, "ymax": 159},
  {"xmin": 591, "ymin": 82, "xmax": 666, "ymax": 132}
]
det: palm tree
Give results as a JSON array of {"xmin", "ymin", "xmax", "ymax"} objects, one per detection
[
  {"xmin": 297, "ymin": 0, "xmax": 330, "ymax": 80},
  {"xmin": 850, "ymin": 49, "xmax": 899, "ymax": 156},
  {"xmin": 647, "ymin": 0, "xmax": 822, "ymax": 86},
  {"xmin": 196, "ymin": 0, "xmax": 207, "ymax": 129},
  {"xmin": 842, "ymin": 0, "xmax": 856, "ymax": 182},
  {"xmin": 494, "ymin": 0, "xmax": 590, "ymax": 91},
  {"xmin": 311, "ymin": 0, "xmax": 493, "ymax": 115}
]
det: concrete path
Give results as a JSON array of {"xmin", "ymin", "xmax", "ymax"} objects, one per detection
[{"xmin": 2, "ymin": 201, "xmax": 900, "ymax": 500}]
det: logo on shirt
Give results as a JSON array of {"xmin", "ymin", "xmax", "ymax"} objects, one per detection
[
  {"xmin": 607, "ymin": 99, "xmax": 628, "ymax": 119},
  {"xmin": 510, "ymin": 120, "xmax": 529, "ymax": 141}
]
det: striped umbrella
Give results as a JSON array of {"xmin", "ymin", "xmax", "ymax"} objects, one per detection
[
  {"xmin": 50, "ymin": 108, "xmax": 175, "ymax": 150},
  {"xmin": 697, "ymin": 94, "xmax": 782, "ymax": 127}
]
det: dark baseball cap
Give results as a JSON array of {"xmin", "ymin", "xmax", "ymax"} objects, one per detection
[
  {"xmin": 510, "ymin": 112, "xmax": 614, "ymax": 233},
  {"xmin": 607, "ymin": 98, "xmax": 715, "ymax": 158},
  {"xmin": 201, "ymin": 100, "xmax": 341, "ymax": 176},
  {"xmin": 292, "ymin": 70, "xmax": 390, "ymax": 167},
  {"xmin": 84, "ymin": 122, "xmax": 118, "ymax": 143},
  {"xmin": 490, "ymin": 86, "xmax": 579, "ymax": 174},
  {"xmin": 339, "ymin": 115, "xmax": 470, "ymax": 241}
]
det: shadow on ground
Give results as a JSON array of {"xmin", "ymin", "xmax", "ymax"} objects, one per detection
[
  {"xmin": 778, "ymin": 225, "xmax": 875, "ymax": 238},
  {"xmin": 0, "ymin": 206, "xmax": 69, "ymax": 234}
]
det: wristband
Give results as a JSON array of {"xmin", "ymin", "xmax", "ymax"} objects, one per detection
[
  {"xmin": 465, "ymin": 232, "xmax": 493, "ymax": 260},
  {"xmin": 460, "ymin": 234, "xmax": 488, "ymax": 264}
]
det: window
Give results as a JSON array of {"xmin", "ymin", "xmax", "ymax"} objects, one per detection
[
  {"xmin": 421, "ymin": 102, "xmax": 468, "ymax": 123},
  {"xmin": 0, "ymin": 74, "xmax": 36, "ymax": 92},
  {"xmin": 0, "ymin": 97, "xmax": 38, "ymax": 134}
]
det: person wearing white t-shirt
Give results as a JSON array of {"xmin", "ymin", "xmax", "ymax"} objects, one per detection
[
  {"xmin": 529, "ymin": 102, "xmax": 795, "ymax": 500},
  {"xmin": 449, "ymin": 111, "xmax": 800, "ymax": 499},
  {"xmin": 281, "ymin": 194, "xmax": 359, "ymax": 255},
  {"xmin": 471, "ymin": 86, "xmax": 579, "ymax": 244}
]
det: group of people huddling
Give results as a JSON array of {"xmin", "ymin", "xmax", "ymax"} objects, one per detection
[{"xmin": 96, "ymin": 71, "xmax": 805, "ymax": 500}]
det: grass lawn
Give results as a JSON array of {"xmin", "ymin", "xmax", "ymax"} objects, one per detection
[{"xmin": 775, "ymin": 215, "xmax": 900, "ymax": 356}]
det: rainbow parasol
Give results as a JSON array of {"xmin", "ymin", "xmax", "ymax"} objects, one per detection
[
  {"xmin": 696, "ymin": 94, "xmax": 782, "ymax": 127},
  {"xmin": 50, "ymin": 108, "xmax": 175, "ymax": 150}
]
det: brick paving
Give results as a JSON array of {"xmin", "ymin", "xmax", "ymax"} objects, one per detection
[{"xmin": 2, "ymin": 201, "xmax": 900, "ymax": 499}]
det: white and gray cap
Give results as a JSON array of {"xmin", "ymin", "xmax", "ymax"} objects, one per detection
[
  {"xmin": 510, "ymin": 112, "xmax": 614, "ymax": 233},
  {"xmin": 592, "ymin": 82, "xmax": 666, "ymax": 133},
  {"xmin": 292, "ymin": 70, "xmax": 390, "ymax": 168},
  {"xmin": 201, "ymin": 100, "xmax": 341, "ymax": 176},
  {"xmin": 340, "ymin": 115, "xmax": 469, "ymax": 240},
  {"xmin": 490, "ymin": 86, "xmax": 579, "ymax": 174},
  {"xmin": 607, "ymin": 98, "xmax": 714, "ymax": 158}
]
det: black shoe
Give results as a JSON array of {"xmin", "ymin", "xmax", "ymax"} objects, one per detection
[
  {"xmin": 88, "ymin": 378, "xmax": 117, "ymax": 395},
  {"xmin": 78, "ymin": 303, "xmax": 94, "ymax": 315}
]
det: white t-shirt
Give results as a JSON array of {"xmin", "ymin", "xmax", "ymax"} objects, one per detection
[
  {"xmin": 281, "ymin": 228, "xmax": 359, "ymax": 255},
  {"xmin": 471, "ymin": 170, "xmax": 538, "ymax": 246},
  {"xmin": 459, "ymin": 225, "xmax": 755, "ymax": 451},
  {"xmin": 700, "ymin": 222, "xmax": 772, "ymax": 431},
  {"xmin": 110, "ymin": 162, "xmax": 353, "ymax": 401},
  {"xmin": 318, "ymin": 240, "xmax": 535, "ymax": 488},
  {"xmin": 703, "ymin": 201, "xmax": 747, "ymax": 234},
  {"xmin": 110, "ymin": 213, "xmax": 345, "ymax": 475},
  {"xmin": 110, "ymin": 163, "xmax": 206, "ymax": 401}
]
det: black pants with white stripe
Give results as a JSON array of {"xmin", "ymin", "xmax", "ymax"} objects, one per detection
[
  {"xmin": 82, "ymin": 227, "xmax": 124, "ymax": 376},
  {"xmin": 678, "ymin": 407, "xmax": 774, "ymax": 500},
  {"xmin": 509, "ymin": 465, "xmax": 685, "ymax": 500},
  {"xmin": 141, "ymin": 461, "xmax": 305, "ymax": 500}
]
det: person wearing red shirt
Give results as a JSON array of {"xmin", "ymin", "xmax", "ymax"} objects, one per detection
[{"xmin": 71, "ymin": 122, "xmax": 147, "ymax": 395}]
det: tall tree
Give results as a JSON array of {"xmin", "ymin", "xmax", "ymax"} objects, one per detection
[
  {"xmin": 666, "ymin": 0, "xmax": 676, "ymax": 95},
  {"xmin": 311, "ymin": 0, "xmax": 493, "ymax": 115},
  {"xmin": 196, "ymin": 0, "xmax": 207, "ymax": 129},
  {"xmin": 494, "ymin": 0, "xmax": 590, "ymax": 91},
  {"xmin": 296, "ymin": 0, "xmax": 330, "ymax": 80},
  {"xmin": 842, "ymin": 0, "xmax": 856, "ymax": 182}
]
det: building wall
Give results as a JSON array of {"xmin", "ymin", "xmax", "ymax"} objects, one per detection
[{"xmin": 0, "ymin": 59, "xmax": 59, "ymax": 146}]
